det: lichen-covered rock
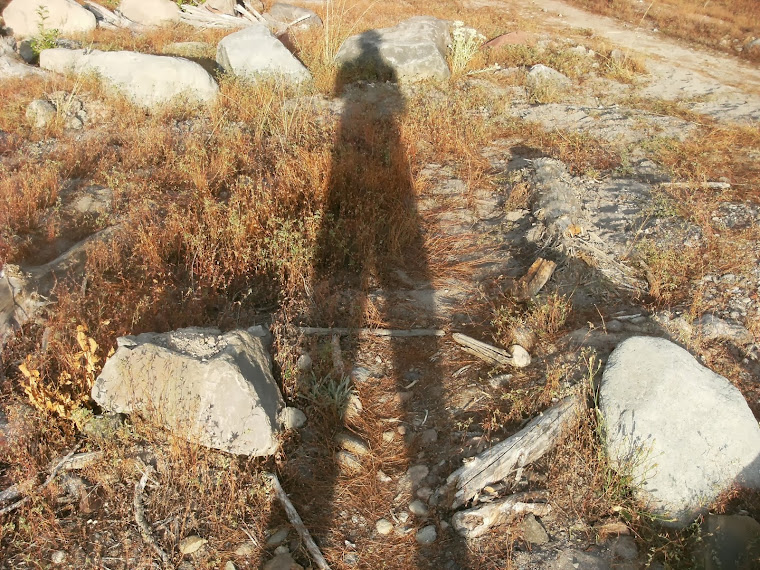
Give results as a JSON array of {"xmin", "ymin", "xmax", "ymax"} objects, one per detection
[
  {"xmin": 92, "ymin": 327, "xmax": 284, "ymax": 456},
  {"xmin": 216, "ymin": 23, "xmax": 311, "ymax": 84},
  {"xmin": 335, "ymin": 16, "xmax": 451, "ymax": 82},
  {"xmin": 39, "ymin": 48, "xmax": 218, "ymax": 109},
  {"xmin": 600, "ymin": 336, "xmax": 760, "ymax": 527}
]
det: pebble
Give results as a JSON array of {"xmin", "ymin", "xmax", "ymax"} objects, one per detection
[
  {"xmin": 519, "ymin": 513, "xmax": 549, "ymax": 544},
  {"xmin": 509, "ymin": 345, "xmax": 531, "ymax": 368},
  {"xmin": 416, "ymin": 525, "xmax": 437, "ymax": 545},
  {"xmin": 416, "ymin": 486, "xmax": 433, "ymax": 501},
  {"xmin": 279, "ymin": 407, "xmax": 306, "ymax": 430},
  {"xmin": 418, "ymin": 428, "xmax": 438, "ymax": 446},
  {"xmin": 179, "ymin": 535, "xmax": 207, "ymax": 555},
  {"xmin": 376, "ymin": 518, "xmax": 394, "ymax": 535},
  {"xmin": 409, "ymin": 499, "xmax": 429, "ymax": 517},
  {"xmin": 263, "ymin": 552, "xmax": 303, "ymax": 570},
  {"xmin": 382, "ymin": 430, "xmax": 395, "ymax": 443},
  {"xmin": 225, "ymin": 562, "xmax": 237, "ymax": 570},
  {"xmin": 234, "ymin": 542, "xmax": 256, "ymax": 556},
  {"xmin": 51, "ymin": 551, "xmax": 66, "ymax": 564},
  {"xmin": 336, "ymin": 450, "xmax": 363, "ymax": 473},
  {"xmin": 335, "ymin": 432, "xmax": 370, "ymax": 456},
  {"xmin": 610, "ymin": 535, "xmax": 638, "ymax": 560},
  {"xmin": 377, "ymin": 470, "xmax": 392, "ymax": 483},
  {"xmin": 266, "ymin": 527, "xmax": 290, "ymax": 547},
  {"xmin": 296, "ymin": 353, "xmax": 312, "ymax": 371},
  {"xmin": 397, "ymin": 425, "xmax": 407, "ymax": 435}
]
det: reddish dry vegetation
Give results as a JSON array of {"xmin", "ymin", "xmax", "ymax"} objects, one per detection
[{"xmin": 565, "ymin": 0, "xmax": 760, "ymax": 61}]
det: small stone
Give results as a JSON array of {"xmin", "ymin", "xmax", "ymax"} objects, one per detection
[
  {"xmin": 377, "ymin": 470, "xmax": 392, "ymax": 483},
  {"xmin": 279, "ymin": 407, "xmax": 306, "ymax": 430},
  {"xmin": 225, "ymin": 562, "xmax": 237, "ymax": 570},
  {"xmin": 179, "ymin": 535, "xmax": 207, "ymax": 555},
  {"xmin": 266, "ymin": 527, "xmax": 290, "ymax": 547},
  {"xmin": 397, "ymin": 425, "xmax": 407, "ymax": 435},
  {"xmin": 488, "ymin": 373, "xmax": 512, "ymax": 389},
  {"xmin": 606, "ymin": 319, "xmax": 623, "ymax": 333},
  {"xmin": 416, "ymin": 486, "xmax": 433, "ymax": 501},
  {"xmin": 336, "ymin": 450, "xmax": 362, "ymax": 473},
  {"xmin": 403, "ymin": 465, "xmax": 429, "ymax": 487},
  {"xmin": 509, "ymin": 345, "xmax": 531, "ymax": 367},
  {"xmin": 409, "ymin": 500, "xmax": 429, "ymax": 517},
  {"xmin": 234, "ymin": 542, "xmax": 256, "ymax": 556},
  {"xmin": 375, "ymin": 518, "xmax": 393, "ymax": 535},
  {"xmin": 51, "ymin": 551, "xmax": 66, "ymax": 564},
  {"xmin": 296, "ymin": 353, "xmax": 312, "ymax": 371},
  {"xmin": 26, "ymin": 99, "xmax": 57, "ymax": 129},
  {"xmin": 418, "ymin": 428, "xmax": 438, "ymax": 446},
  {"xmin": 397, "ymin": 512, "xmax": 410, "ymax": 524},
  {"xmin": 345, "ymin": 393, "xmax": 363, "ymax": 421},
  {"xmin": 343, "ymin": 552, "xmax": 358, "ymax": 566},
  {"xmin": 519, "ymin": 514, "xmax": 549, "ymax": 544},
  {"xmin": 335, "ymin": 432, "xmax": 370, "ymax": 456},
  {"xmin": 610, "ymin": 535, "xmax": 638, "ymax": 561},
  {"xmin": 263, "ymin": 553, "xmax": 303, "ymax": 570},
  {"xmin": 382, "ymin": 430, "xmax": 395, "ymax": 443},
  {"xmin": 416, "ymin": 525, "xmax": 437, "ymax": 545}
]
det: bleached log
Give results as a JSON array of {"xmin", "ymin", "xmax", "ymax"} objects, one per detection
[
  {"xmin": 452, "ymin": 490, "xmax": 551, "ymax": 538},
  {"xmin": 512, "ymin": 257, "xmax": 557, "ymax": 301},
  {"xmin": 441, "ymin": 395, "xmax": 581, "ymax": 509},
  {"xmin": 180, "ymin": 5, "xmax": 252, "ymax": 29},
  {"xmin": 452, "ymin": 333, "xmax": 530, "ymax": 368},
  {"xmin": 299, "ymin": 327, "xmax": 445, "ymax": 338},
  {"xmin": 264, "ymin": 472, "xmax": 331, "ymax": 570},
  {"xmin": 82, "ymin": 1, "xmax": 144, "ymax": 30}
]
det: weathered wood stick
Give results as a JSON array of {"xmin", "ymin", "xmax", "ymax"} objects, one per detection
[
  {"xmin": 453, "ymin": 332, "xmax": 512, "ymax": 366},
  {"xmin": 0, "ymin": 443, "xmax": 81, "ymax": 516},
  {"xmin": 512, "ymin": 257, "xmax": 557, "ymax": 301},
  {"xmin": 299, "ymin": 327, "xmax": 445, "ymax": 338},
  {"xmin": 134, "ymin": 468, "xmax": 172, "ymax": 568},
  {"xmin": 441, "ymin": 395, "xmax": 580, "ymax": 509},
  {"xmin": 265, "ymin": 472, "xmax": 331, "ymax": 570},
  {"xmin": 452, "ymin": 490, "xmax": 551, "ymax": 538}
]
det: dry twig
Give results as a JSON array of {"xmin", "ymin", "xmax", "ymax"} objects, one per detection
[
  {"xmin": 134, "ymin": 467, "xmax": 172, "ymax": 568},
  {"xmin": 264, "ymin": 471, "xmax": 331, "ymax": 570}
]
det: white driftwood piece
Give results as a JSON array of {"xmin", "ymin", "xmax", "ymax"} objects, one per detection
[
  {"xmin": 452, "ymin": 333, "xmax": 530, "ymax": 368},
  {"xmin": 452, "ymin": 490, "xmax": 552, "ymax": 538},
  {"xmin": 83, "ymin": 1, "xmax": 144, "ymax": 30},
  {"xmin": 442, "ymin": 395, "xmax": 581, "ymax": 509},
  {"xmin": 180, "ymin": 5, "xmax": 252, "ymax": 28}
]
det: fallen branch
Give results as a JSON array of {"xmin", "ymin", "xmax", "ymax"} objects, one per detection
[
  {"xmin": 264, "ymin": 472, "xmax": 330, "ymax": 570},
  {"xmin": 512, "ymin": 257, "xmax": 557, "ymax": 301},
  {"xmin": 299, "ymin": 327, "xmax": 445, "ymax": 338},
  {"xmin": 0, "ymin": 443, "xmax": 81, "ymax": 516},
  {"xmin": 452, "ymin": 333, "xmax": 530, "ymax": 368},
  {"xmin": 452, "ymin": 490, "xmax": 551, "ymax": 538},
  {"xmin": 180, "ymin": 5, "xmax": 251, "ymax": 28},
  {"xmin": 134, "ymin": 468, "xmax": 172, "ymax": 568},
  {"xmin": 83, "ymin": 0, "xmax": 143, "ymax": 29},
  {"xmin": 661, "ymin": 181, "xmax": 730, "ymax": 190},
  {"xmin": 440, "ymin": 395, "xmax": 580, "ymax": 509},
  {"xmin": 236, "ymin": 3, "xmax": 267, "ymax": 24}
]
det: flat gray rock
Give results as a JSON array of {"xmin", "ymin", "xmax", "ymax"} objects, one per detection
[
  {"xmin": 92, "ymin": 327, "xmax": 284, "ymax": 456},
  {"xmin": 599, "ymin": 336, "xmax": 760, "ymax": 527},
  {"xmin": 39, "ymin": 48, "xmax": 219, "ymax": 109},
  {"xmin": 216, "ymin": 23, "xmax": 311, "ymax": 84},
  {"xmin": 335, "ymin": 16, "xmax": 451, "ymax": 82}
]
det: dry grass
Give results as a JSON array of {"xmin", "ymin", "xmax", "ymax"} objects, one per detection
[
  {"xmin": 564, "ymin": 0, "xmax": 760, "ymax": 62},
  {"xmin": 1, "ymin": 0, "xmax": 759, "ymax": 568}
]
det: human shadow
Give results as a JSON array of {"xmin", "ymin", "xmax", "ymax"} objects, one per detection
[{"xmin": 285, "ymin": 30, "xmax": 472, "ymax": 568}]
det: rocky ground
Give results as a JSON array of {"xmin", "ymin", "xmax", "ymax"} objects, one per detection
[{"xmin": 1, "ymin": 1, "xmax": 760, "ymax": 569}]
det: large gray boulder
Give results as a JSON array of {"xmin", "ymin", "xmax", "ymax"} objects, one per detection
[
  {"xmin": 2, "ymin": 0, "xmax": 97, "ymax": 38},
  {"xmin": 118, "ymin": 0, "xmax": 180, "ymax": 27},
  {"xmin": 334, "ymin": 16, "xmax": 451, "ymax": 82},
  {"xmin": 39, "ymin": 48, "xmax": 219, "ymax": 109},
  {"xmin": 0, "ymin": 53, "xmax": 46, "ymax": 79},
  {"xmin": 92, "ymin": 327, "xmax": 284, "ymax": 456},
  {"xmin": 216, "ymin": 23, "xmax": 311, "ymax": 84},
  {"xmin": 599, "ymin": 336, "xmax": 760, "ymax": 528}
]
